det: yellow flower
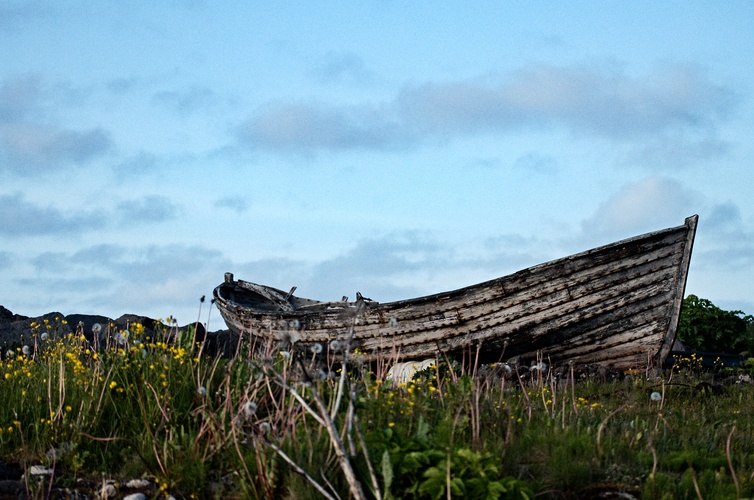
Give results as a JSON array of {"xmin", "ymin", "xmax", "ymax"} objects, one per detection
[
  {"xmin": 109, "ymin": 381, "xmax": 117, "ymax": 390},
  {"xmin": 65, "ymin": 406, "xmax": 72, "ymax": 413},
  {"xmin": 388, "ymin": 422, "xmax": 395, "ymax": 428}
]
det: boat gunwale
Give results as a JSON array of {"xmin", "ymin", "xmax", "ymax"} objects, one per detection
[{"xmin": 215, "ymin": 216, "xmax": 695, "ymax": 318}]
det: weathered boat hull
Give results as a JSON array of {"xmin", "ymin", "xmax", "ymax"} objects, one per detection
[{"xmin": 214, "ymin": 216, "xmax": 697, "ymax": 370}]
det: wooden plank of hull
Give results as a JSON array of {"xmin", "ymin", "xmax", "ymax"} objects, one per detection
[{"xmin": 214, "ymin": 216, "xmax": 697, "ymax": 369}]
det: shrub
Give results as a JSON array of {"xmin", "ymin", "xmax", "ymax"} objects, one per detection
[{"xmin": 677, "ymin": 295, "xmax": 754, "ymax": 354}]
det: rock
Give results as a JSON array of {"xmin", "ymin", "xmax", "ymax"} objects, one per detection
[
  {"xmin": 0, "ymin": 305, "xmax": 234, "ymax": 358},
  {"xmin": 0, "ymin": 306, "xmax": 28, "ymax": 324},
  {"xmin": 96, "ymin": 482, "xmax": 117, "ymax": 499},
  {"xmin": 0, "ymin": 461, "xmax": 22, "ymax": 480},
  {"xmin": 27, "ymin": 465, "xmax": 53, "ymax": 476},
  {"xmin": 125, "ymin": 478, "xmax": 151, "ymax": 489},
  {"xmin": 0, "ymin": 479, "xmax": 21, "ymax": 496}
]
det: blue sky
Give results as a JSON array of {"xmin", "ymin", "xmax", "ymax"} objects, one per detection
[{"xmin": 1, "ymin": 1, "xmax": 752, "ymax": 326}]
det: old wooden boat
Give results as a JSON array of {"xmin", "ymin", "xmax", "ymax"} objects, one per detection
[{"xmin": 214, "ymin": 215, "xmax": 698, "ymax": 370}]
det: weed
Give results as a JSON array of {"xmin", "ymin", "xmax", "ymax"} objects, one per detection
[{"xmin": 1, "ymin": 314, "xmax": 753, "ymax": 498}]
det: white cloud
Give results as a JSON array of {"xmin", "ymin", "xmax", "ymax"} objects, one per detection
[
  {"xmin": 0, "ymin": 193, "xmax": 106, "ymax": 236},
  {"xmin": 0, "ymin": 75, "xmax": 112, "ymax": 174},
  {"xmin": 21, "ymin": 243, "xmax": 230, "ymax": 321},
  {"xmin": 116, "ymin": 195, "xmax": 179, "ymax": 225},
  {"xmin": 311, "ymin": 51, "xmax": 375, "ymax": 84},
  {"xmin": 236, "ymin": 100, "xmax": 412, "ymax": 153},
  {"xmin": 236, "ymin": 62, "xmax": 735, "ymax": 158},
  {"xmin": 214, "ymin": 196, "xmax": 249, "ymax": 213},
  {"xmin": 151, "ymin": 86, "xmax": 218, "ymax": 115},
  {"xmin": 0, "ymin": 251, "xmax": 13, "ymax": 270},
  {"xmin": 580, "ymin": 177, "xmax": 698, "ymax": 240}
]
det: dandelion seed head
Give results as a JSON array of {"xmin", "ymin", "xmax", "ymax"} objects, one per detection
[
  {"xmin": 22, "ymin": 345, "xmax": 30, "ymax": 356},
  {"xmin": 310, "ymin": 343, "xmax": 323, "ymax": 355},
  {"xmin": 40, "ymin": 332, "xmax": 49, "ymax": 341},
  {"xmin": 243, "ymin": 401, "xmax": 258, "ymax": 418},
  {"xmin": 650, "ymin": 391, "xmax": 662, "ymax": 402},
  {"xmin": 197, "ymin": 386, "xmax": 207, "ymax": 397},
  {"xmin": 92, "ymin": 323, "xmax": 102, "ymax": 334},
  {"xmin": 259, "ymin": 422, "xmax": 271, "ymax": 434},
  {"xmin": 329, "ymin": 340, "xmax": 342, "ymax": 352}
]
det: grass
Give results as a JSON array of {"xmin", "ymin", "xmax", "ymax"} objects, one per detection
[{"xmin": 1, "ymin": 315, "xmax": 753, "ymax": 499}]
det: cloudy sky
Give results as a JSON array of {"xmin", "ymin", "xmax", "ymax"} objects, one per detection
[{"xmin": 1, "ymin": 2, "xmax": 752, "ymax": 327}]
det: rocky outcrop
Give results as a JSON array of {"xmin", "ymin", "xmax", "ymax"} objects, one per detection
[{"xmin": 0, "ymin": 306, "xmax": 237, "ymax": 358}]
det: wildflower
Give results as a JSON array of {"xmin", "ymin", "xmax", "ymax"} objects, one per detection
[
  {"xmin": 310, "ymin": 343, "xmax": 323, "ymax": 355},
  {"xmin": 531, "ymin": 361, "xmax": 547, "ymax": 372},
  {"xmin": 329, "ymin": 340, "xmax": 342, "ymax": 352},
  {"xmin": 197, "ymin": 386, "xmax": 207, "ymax": 397},
  {"xmin": 5, "ymin": 350, "xmax": 13, "ymax": 358},
  {"xmin": 109, "ymin": 381, "xmax": 117, "ymax": 390},
  {"xmin": 650, "ymin": 391, "xmax": 662, "ymax": 402},
  {"xmin": 22, "ymin": 345, "xmax": 30, "ymax": 356},
  {"xmin": 40, "ymin": 332, "xmax": 49, "ymax": 341},
  {"xmin": 283, "ymin": 329, "xmax": 300, "ymax": 344},
  {"xmin": 279, "ymin": 351, "xmax": 291, "ymax": 361},
  {"xmin": 290, "ymin": 319, "xmax": 301, "ymax": 330},
  {"xmin": 259, "ymin": 422, "xmax": 271, "ymax": 434},
  {"xmin": 243, "ymin": 401, "xmax": 258, "ymax": 418},
  {"xmin": 115, "ymin": 331, "xmax": 128, "ymax": 346}
]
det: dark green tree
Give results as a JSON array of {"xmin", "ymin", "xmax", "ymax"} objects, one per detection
[{"xmin": 677, "ymin": 294, "xmax": 754, "ymax": 354}]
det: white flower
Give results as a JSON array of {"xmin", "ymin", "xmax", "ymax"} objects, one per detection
[
  {"xmin": 329, "ymin": 340, "xmax": 342, "ymax": 352},
  {"xmin": 22, "ymin": 345, "xmax": 30, "ymax": 356},
  {"xmin": 286, "ymin": 330, "xmax": 300, "ymax": 344},
  {"xmin": 531, "ymin": 361, "xmax": 547, "ymax": 372},
  {"xmin": 243, "ymin": 401, "xmax": 258, "ymax": 418},
  {"xmin": 197, "ymin": 386, "xmax": 207, "ymax": 397},
  {"xmin": 92, "ymin": 323, "xmax": 102, "ymax": 334},
  {"xmin": 650, "ymin": 391, "xmax": 662, "ymax": 402},
  {"xmin": 310, "ymin": 343, "xmax": 323, "ymax": 355},
  {"xmin": 115, "ymin": 332, "xmax": 128, "ymax": 346}
]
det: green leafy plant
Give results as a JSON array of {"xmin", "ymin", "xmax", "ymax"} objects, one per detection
[{"xmin": 677, "ymin": 295, "xmax": 754, "ymax": 354}]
